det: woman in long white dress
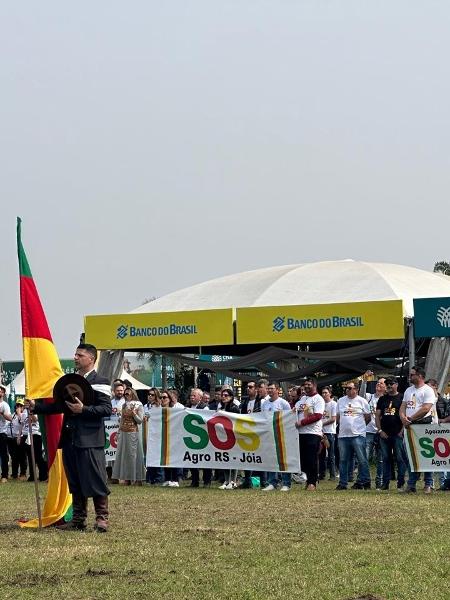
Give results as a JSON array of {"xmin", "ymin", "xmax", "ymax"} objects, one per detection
[{"xmin": 112, "ymin": 388, "xmax": 146, "ymax": 485}]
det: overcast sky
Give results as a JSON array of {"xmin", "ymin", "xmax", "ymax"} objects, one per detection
[{"xmin": 1, "ymin": 2, "xmax": 449, "ymax": 360}]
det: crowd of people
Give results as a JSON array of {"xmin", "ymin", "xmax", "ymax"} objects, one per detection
[
  {"xmin": 104, "ymin": 368, "xmax": 450, "ymax": 493},
  {"xmin": 1, "ymin": 366, "xmax": 450, "ymax": 494}
]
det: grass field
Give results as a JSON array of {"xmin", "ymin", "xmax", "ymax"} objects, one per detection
[{"xmin": 0, "ymin": 477, "xmax": 448, "ymax": 600}]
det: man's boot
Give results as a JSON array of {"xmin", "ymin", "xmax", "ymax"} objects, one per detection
[
  {"xmin": 57, "ymin": 495, "xmax": 87, "ymax": 531},
  {"xmin": 93, "ymin": 495, "xmax": 109, "ymax": 533}
]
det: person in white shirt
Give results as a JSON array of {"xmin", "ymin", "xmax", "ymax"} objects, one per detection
[
  {"xmin": 6, "ymin": 399, "xmax": 28, "ymax": 480},
  {"xmin": 0, "ymin": 385, "xmax": 13, "ymax": 482},
  {"xmin": 399, "ymin": 366, "xmax": 436, "ymax": 493},
  {"xmin": 335, "ymin": 382, "xmax": 371, "ymax": 490},
  {"xmin": 161, "ymin": 390, "xmax": 185, "ymax": 487},
  {"xmin": 261, "ymin": 382, "xmax": 292, "ymax": 491},
  {"xmin": 20, "ymin": 406, "xmax": 48, "ymax": 482},
  {"xmin": 318, "ymin": 386, "xmax": 337, "ymax": 480},
  {"xmin": 295, "ymin": 377, "xmax": 324, "ymax": 491},
  {"xmin": 363, "ymin": 378, "xmax": 386, "ymax": 490},
  {"xmin": 239, "ymin": 381, "xmax": 262, "ymax": 489},
  {"xmin": 110, "ymin": 382, "xmax": 125, "ymax": 418},
  {"xmin": 106, "ymin": 382, "xmax": 126, "ymax": 481}
]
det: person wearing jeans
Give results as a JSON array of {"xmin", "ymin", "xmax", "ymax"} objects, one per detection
[
  {"xmin": 375, "ymin": 378, "xmax": 407, "ymax": 490},
  {"xmin": 399, "ymin": 366, "xmax": 436, "ymax": 494},
  {"xmin": 318, "ymin": 387, "xmax": 337, "ymax": 480},
  {"xmin": 380, "ymin": 435, "xmax": 407, "ymax": 488},
  {"xmin": 335, "ymin": 383, "xmax": 371, "ymax": 490},
  {"xmin": 338, "ymin": 435, "xmax": 371, "ymax": 488}
]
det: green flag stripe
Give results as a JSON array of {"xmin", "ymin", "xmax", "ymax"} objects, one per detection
[{"xmin": 17, "ymin": 217, "xmax": 32, "ymax": 278}]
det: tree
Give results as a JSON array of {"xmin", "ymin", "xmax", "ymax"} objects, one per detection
[{"xmin": 434, "ymin": 261, "xmax": 450, "ymax": 275}]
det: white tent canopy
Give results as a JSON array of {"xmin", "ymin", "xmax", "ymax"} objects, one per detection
[
  {"xmin": 4, "ymin": 369, "xmax": 26, "ymax": 396},
  {"xmin": 130, "ymin": 260, "xmax": 450, "ymax": 317},
  {"xmin": 119, "ymin": 369, "xmax": 149, "ymax": 390}
]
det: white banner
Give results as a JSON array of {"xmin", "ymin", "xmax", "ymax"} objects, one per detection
[
  {"xmin": 146, "ymin": 408, "xmax": 300, "ymax": 472},
  {"xmin": 104, "ymin": 419, "xmax": 120, "ymax": 460},
  {"xmin": 404, "ymin": 423, "xmax": 450, "ymax": 472}
]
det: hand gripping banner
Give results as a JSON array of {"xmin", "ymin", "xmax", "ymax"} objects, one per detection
[{"xmin": 146, "ymin": 408, "xmax": 300, "ymax": 472}]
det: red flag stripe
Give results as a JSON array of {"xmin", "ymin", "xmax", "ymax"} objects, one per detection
[{"xmin": 20, "ymin": 275, "xmax": 52, "ymax": 340}]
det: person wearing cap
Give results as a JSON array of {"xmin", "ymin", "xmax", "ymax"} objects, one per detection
[
  {"xmin": 0, "ymin": 384, "xmax": 13, "ymax": 483},
  {"xmin": 375, "ymin": 377, "xmax": 407, "ymax": 491},
  {"xmin": 27, "ymin": 343, "xmax": 112, "ymax": 531}
]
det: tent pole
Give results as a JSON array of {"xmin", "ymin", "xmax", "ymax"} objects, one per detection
[{"xmin": 408, "ymin": 318, "xmax": 415, "ymax": 369}]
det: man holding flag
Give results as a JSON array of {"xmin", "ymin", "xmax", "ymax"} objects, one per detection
[{"xmin": 16, "ymin": 217, "xmax": 111, "ymax": 531}]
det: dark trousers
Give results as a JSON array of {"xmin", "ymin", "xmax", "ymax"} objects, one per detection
[
  {"xmin": 299, "ymin": 434, "xmax": 322, "ymax": 486},
  {"xmin": 164, "ymin": 467, "xmax": 181, "ymax": 482},
  {"xmin": 243, "ymin": 470, "xmax": 267, "ymax": 487},
  {"xmin": 26, "ymin": 434, "xmax": 48, "ymax": 481},
  {"xmin": 0, "ymin": 433, "xmax": 9, "ymax": 479},
  {"xmin": 146, "ymin": 466, "xmax": 163, "ymax": 484},
  {"xmin": 7, "ymin": 437, "xmax": 28, "ymax": 478},
  {"xmin": 319, "ymin": 433, "xmax": 336, "ymax": 478},
  {"xmin": 379, "ymin": 435, "xmax": 407, "ymax": 488},
  {"xmin": 191, "ymin": 468, "xmax": 211, "ymax": 486}
]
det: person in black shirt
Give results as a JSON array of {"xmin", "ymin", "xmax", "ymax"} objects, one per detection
[{"xmin": 375, "ymin": 377, "xmax": 408, "ymax": 491}]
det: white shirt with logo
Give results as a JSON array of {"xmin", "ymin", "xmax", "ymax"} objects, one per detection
[
  {"xmin": 111, "ymin": 397, "xmax": 125, "ymax": 418},
  {"xmin": 365, "ymin": 394, "xmax": 380, "ymax": 434},
  {"xmin": 0, "ymin": 400, "xmax": 11, "ymax": 434},
  {"xmin": 337, "ymin": 395, "xmax": 370, "ymax": 437},
  {"xmin": 19, "ymin": 408, "xmax": 41, "ymax": 437},
  {"xmin": 295, "ymin": 394, "xmax": 325, "ymax": 436},
  {"xmin": 261, "ymin": 397, "xmax": 291, "ymax": 412},
  {"xmin": 403, "ymin": 384, "xmax": 435, "ymax": 420},
  {"xmin": 322, "ymin": 399, "xmax": 337, "ymax": 434}
]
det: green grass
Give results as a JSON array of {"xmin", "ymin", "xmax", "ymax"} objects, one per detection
[{"xmin": 0, "ymin": 478, "xmax": 448, "ymax": 600}]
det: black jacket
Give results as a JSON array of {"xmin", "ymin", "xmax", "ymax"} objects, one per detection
[
  {"xmin": 240, "ymin": 395, "xmax": 263, "ymax": 415},
  {"xmin": 34, "ymin": 371, "xmax": 112, "ymax": 449}
]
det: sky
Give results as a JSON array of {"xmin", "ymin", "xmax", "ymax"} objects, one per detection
[{"xmin": 1, "ymin": 1, "xmax": 449, "ymax": 360}]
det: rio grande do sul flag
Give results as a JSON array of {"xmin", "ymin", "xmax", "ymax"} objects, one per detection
[
  {"xmin": 146, "ymin": 408, "xmax": 300, "ymax": 473},
  {"xmin": 17, "ymin": 217, "xmax": 72, "ymax": 528}
]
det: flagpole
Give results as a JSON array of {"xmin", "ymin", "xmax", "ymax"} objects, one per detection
[{"xmin": 28, "ymin": 409, "xmax": 43, "ymax": 529}]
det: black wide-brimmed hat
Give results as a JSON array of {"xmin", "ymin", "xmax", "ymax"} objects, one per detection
[{"xmin": 53, "ymin": 373, "xmax": 94, "ymax": 406}]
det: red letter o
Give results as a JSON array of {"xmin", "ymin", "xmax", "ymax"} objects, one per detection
[
  {"xmin": 110, "ymin": 431, "xmax": 118, "ymax": 449},
  {"xmin": 434, "ymin": 437, "xmax": 450, "ymax": 458},
  {"xmin": 207, "ymin": 416, "xmax": 235, "ymax": 450}
]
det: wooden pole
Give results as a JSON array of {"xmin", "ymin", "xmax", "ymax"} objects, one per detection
[{"xmin": 28, "ymin": 409, "xmax": 43, "ymax": 529}]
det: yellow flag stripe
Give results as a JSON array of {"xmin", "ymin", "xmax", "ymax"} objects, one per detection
[
  {"xmin": 23, "ymin": 337, "xmax": 63, "ymax": 399},
  {"xmin": 18, "ymin": 450, "xmax": 72, "ymax": 528}
]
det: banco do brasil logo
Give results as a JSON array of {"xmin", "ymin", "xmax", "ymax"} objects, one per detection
[
  {"xmin": 436, "ymin": 306, "xmax": 450, "ymax": 328},
  {"xmin": 117, "ymin": 324, "xmax": 129, "ymax": 339},
  {"xmin": 273, "ymin": 316, "xmax": 286, "ymax": 332}
]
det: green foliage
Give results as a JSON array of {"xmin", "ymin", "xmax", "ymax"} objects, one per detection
[{"xmin": 433, "ymin": 261, "xmax": 450, "ymax": 275}]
